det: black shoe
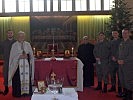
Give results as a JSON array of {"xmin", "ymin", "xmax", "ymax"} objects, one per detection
[
  {"xmin": 95, "ymin": 86, "xmax": 102, "ymax": 90},
  {"xmin": 3, "ymin": 86, "xmax": 9, "ymax": 95},
  {"xmin": 108, "ymin": 86, "xmax": 116, "ymax": 92},
  {"xmin": 0, "ymin": 90, "xmax": 4, "ymax": 95},
  {"xmin": 101, "ymin": 89, "xmax": 107, "ymax": 93},
  {"xmin": 116, "ymin": 92, "xmax": 126, "ymax": 98},
  {"xmin": 95, "ymin": 82, "xmax": 102, "ymax": 90},
  {"xmin": 101, "ymin": 83, "xmax": 107, "ymax": 93}
]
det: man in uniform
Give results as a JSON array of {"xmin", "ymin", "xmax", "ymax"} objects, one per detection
[
  {"xmin": 108, "ymin": 31, "xmax": 122, "ymax": 93},
  {"xmin": 93, "ymin": 32, "xmax": 110, "ymax": 93},
  {"xmin": 118, "ymin": 28, "xmax": 133, "ymax": 100},
  {"xmin": 0, "ymin": 30, "xmax": 16, "ymax": 95}
]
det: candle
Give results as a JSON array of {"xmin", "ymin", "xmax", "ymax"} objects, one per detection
[
  {"xmin": 72, "ymin": 47, "xmax": 74, "ymax": 51},
  {"xmin": 33, "ymin": 47, "xmax": 35, "ymax": 55},
  {"xmin": 71, "ymin": 47, "xmax": 74, "ymax": 56}
]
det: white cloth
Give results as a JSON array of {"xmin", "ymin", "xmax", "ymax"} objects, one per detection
[
  {"xmin": 8, "ymin": 41, "xmax": 34, "ymax": 86},
  {"xmin": 31, "ymin": 88, "xmax": 78, "ymax": 100},
  {"xmin": 75, "ymin": 58, "xmax": 83, "ymax": 92}
]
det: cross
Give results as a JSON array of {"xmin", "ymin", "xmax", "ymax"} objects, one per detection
[{"xmin": 51, "ymin": 72, "xmax": 56, "ymax": 80}]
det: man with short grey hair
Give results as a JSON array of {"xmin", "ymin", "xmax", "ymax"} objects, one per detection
[{"xmin": 118, "ymin": 28, "xmax": 133, "ymax": 100}]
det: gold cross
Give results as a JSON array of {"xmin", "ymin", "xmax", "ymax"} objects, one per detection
[{"xmin": 51, "ymin": 72, "xmax": 56, "ymax": 80}]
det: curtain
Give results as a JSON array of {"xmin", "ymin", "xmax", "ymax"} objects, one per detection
[
  {"xmin": 77, "ymin": 15, "xmax": 111, "ymax": 45},
  {"xmin": 0, "ymin": 16, "xmax": 30, "ymax": 41}
]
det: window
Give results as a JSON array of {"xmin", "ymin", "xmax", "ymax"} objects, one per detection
[
  {"xmin": 5, "ymin": 0, "xmax": 16, "ymax": 12},
  {"xmin": 90, "ymin": 0, "xmax": 101, "ymax": 11},
  {"xmin": 0, "ymin": 1, "xmax": 2, "ymax": 12},
  {"xmin": 47, "ymin": 0, "xmax": 50, "ymax": 12},
  {"xmin": 61, "ymin": 0, "xmax": 72, "ymax": 11},
  {"xmin": 0, "ymin": 0, "xmax": 114, "ymax": 13},
  {"xmin": 33, "ymin": 0, "xmax": 44, "ymax": 12},
  {"xmin": 104, "ymin": 0, "xmax": 114, "ymax": 10},
  {"xmin": 53, "ymin": 0, "xmax": 58, "ymax": 11},
  {"xmin": 75, "ymin": 0, "xmax": 87, "ymax": 11},
  {"xmin": 19, "ymin": 0, "xmax": 30, "ymax": 12}
]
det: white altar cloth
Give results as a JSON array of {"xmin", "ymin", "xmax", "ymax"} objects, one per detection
[
  {"xmin": 31, "ymin": 88, "xmax": 78, "ymax": 100},
  {"xmin": 75, "ymin": 58, "xmax": 83, "ymax": 92}
]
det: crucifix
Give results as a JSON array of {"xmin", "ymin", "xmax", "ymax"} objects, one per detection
[{"xmin": 51, "ymin": 72, "xmax": 56, "ymax": 80}]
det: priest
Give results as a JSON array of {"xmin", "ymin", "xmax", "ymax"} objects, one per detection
[
  {"xmin": 8, "ymin": 31, "xmax": 34, "ymax": 97},
  {"xmin": 77, "ymin": 36, "xmax": 96, "ymax": 87}
]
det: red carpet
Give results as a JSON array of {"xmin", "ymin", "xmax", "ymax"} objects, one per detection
[{"xmin": 0, "ymin": 65, "xmax": 122, "ymax": 100}]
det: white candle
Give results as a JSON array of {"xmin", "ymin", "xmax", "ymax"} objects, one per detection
[
  {"xmin": 33, "ymin": 47, "xmax": 35, "ymax": 55},
  {"xmin": 72, "ymin": 47, "xmax": 74, "ymax": 53},
  {"xmin": 72, "ymin": 47, "xmax": 74, "ymax": 51},
  {"xmin": 33, "ymin": 47, "xmax": 35, "ymax": 52}
]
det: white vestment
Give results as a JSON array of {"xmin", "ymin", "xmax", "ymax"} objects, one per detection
[{"xmin": 8, "ymin": 41, "xmax": 34, "ymax": 95}]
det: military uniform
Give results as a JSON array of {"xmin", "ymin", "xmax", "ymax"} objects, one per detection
[
  {"xmin": 109, "ymin": 38, "xmax": 121, "ymax": 91},
  {"xmin": 118, "ymin": 39, "xmax": 133, "ymax": 91},
  {"xmin": 94, "ymin": 39, "xmax": 110, "ymax": 92}
]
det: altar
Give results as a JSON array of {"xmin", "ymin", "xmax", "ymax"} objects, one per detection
[
  {"xmin": 31, "ymin": 88, "xmax": 78, "ymax": 100},
  {"xmin": 34, "ymin": 57, "xmax": 83, "ymax": 91}
]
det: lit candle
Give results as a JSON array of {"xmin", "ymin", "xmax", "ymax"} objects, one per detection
[
  {"xmin": 72, "ymin": 47, "xmax": 74, "ymax": 56},
  {"xmin": 33, "ymin": 47, "xmax": 35, "ymax": 55},
  {"xmin": 72, "ymin": 47, "xmax": 74, "ymax": 51}
]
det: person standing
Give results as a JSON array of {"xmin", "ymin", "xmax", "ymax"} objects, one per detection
[
  {"xmin": 77, "ymin": 36, "xmax": 96, "ymax": 87},
  {"xmin": 93, "ymin": 32, "xmax": 110, "ymax": 93},
  {"xmin": 8, "ymin": 31, "xmax": 34, "ymax": 97},
  {"xmin": 118, "ymin": 28, "xmax": 133, "ymax": 100},
  {"xmin": 0, "ymin": 30, "xmax": 16, "ymax": 95},
  {"xmin": 108, "ymin": 31, "xmax": 122, "ymax": 93}
]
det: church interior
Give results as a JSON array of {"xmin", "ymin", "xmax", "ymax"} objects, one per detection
[{"xmin": 0, "ymin": 0, "xmax": 133, "ymax": 100}]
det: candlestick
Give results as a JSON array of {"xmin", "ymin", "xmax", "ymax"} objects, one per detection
[
  {"xmin": 52, "ymin": 32, "xmax": 54, "ymax": 50},
  {"xmin": 52, "ymin": 32, "xmax": 55, "ymax": 57}
]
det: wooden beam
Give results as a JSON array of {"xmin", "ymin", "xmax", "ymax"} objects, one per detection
[{"xmin": 0, "ymin": 11, "xmax": 110, "ymax": 17}]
